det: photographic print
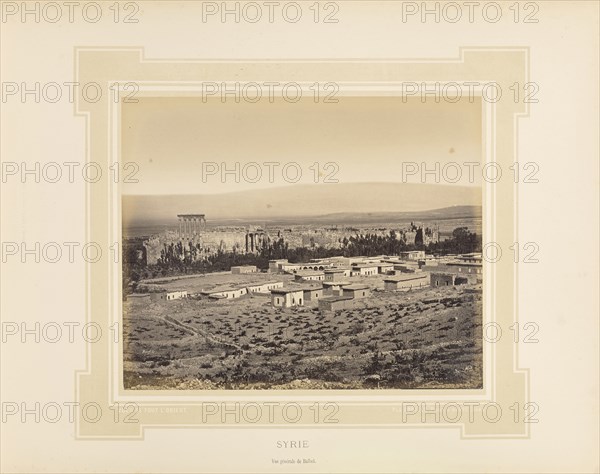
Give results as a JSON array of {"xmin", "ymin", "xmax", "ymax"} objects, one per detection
[
  {"xmin": 121, "ymin": 95, "xmax": 484, "ymax": 390},
  {"xmin": 3, "ymin": 1, "xmax": 599, "ymax": 472}
]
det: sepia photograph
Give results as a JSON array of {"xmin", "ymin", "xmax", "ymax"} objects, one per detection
[
  {"xmin": 121, "ymin": 95, "xmax": 484, "ymax": 390},
  {"xmin": 2, "ymin": 1, "xmax": 599, "ymax": 472}
]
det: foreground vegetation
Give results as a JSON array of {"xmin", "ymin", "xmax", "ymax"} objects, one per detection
[{"xmin": 123, "ymin": 285, "xmax": 482, "ymax": 390}]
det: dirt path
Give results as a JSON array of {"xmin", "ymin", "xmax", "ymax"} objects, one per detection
[{"xmin": 161, "ymin": 315, "xmax": 243, "ymax": 351}]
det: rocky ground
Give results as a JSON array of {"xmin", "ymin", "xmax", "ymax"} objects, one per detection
[{"xmin": 123, "ymin": 281, "xmax": 483, "ymax": 390}]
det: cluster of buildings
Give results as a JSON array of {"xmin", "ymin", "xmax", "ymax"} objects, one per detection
[{"xmin": 130, "ymin": 253, "xmax": 483, "ymax": 312}]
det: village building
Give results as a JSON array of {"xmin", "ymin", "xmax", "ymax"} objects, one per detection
[
  {"xmin": 347, "ymin": 256, "xmax": 369, "ymax": 266},
  {"xmin": 383, "ymin": 273, "xmax": 430, "ymax": 291},
  {"xmin": 457, "ymin": 253, "xmax": 483, "ymax": 264},
  {"xmin": 342, "ymin": 284, "xmax": 371, "ymax": 299},
  {"xmin": 279, "ymin": 262, "xmax": 305, "ymax": 273},
  {"xmin": 422, "ymin": 262, "xmax": 482, "ymax": 283},
  {"xmin": 278, "ymin": 262, "xmax": 326, "ymax": 273},
  {"xmin": 293, "ymin": 270, "xmax": 325, "ymax": 282},
  {"xmin": 421, "ymin": 263, "xmax": 447, "ymax": 273},
  {"xmin": 270, "ymin": 288, "xmax": 305, "ymax": 308},
  {"xmin": 360, "ymin": 255, "xmax": 390, "ymax": 264},
  {"xmin": 246, "ymin": 281, "xmax": 284, "ymax": 294},
  {"xmin": 446, "ymin": 261, "xmax": 483, "ymax": 280},
  {"xmin": 399, "ymin": 250, "xmax": 426, "ymax": 261},
  {"xmin": 418, "ymin": 257, "xmax": 438, "ymax": 268},
  {"xmin": 393, "ymin": 261, "xmax": 422, "ymax": 273},
  {"xmin": 351, "ymin": 263, "xmax": 378, "ymax": 276},
  {"xmin": 322, "ymin": 281, "xmax": 352, "ymax": 296},
  {"xmin": 430, "ymin": 272, "xmax": 469, "ymax": 287},
  {"xmin": 318, "ymin": 296, "xmax": 354, "ymax": 312},
  {"xmin": 376, "ymin": 262, "xmax": 395, "ymax": 274},
  {"xmin": 324, "ymin": 268, "xmax": 348, "ymax": 282},
  {"xmin": 150, "ymin": 290, "xmax": 188, "ymax": 302},
  {"xmin": 312, "ymin": 256, "xmax": 351, "ymax": 266},
  {"xmin": 268, "ymin": 259, "xmax": 288, "ymax": 273},
  {"xmin": 302, "ymin": 286, "xmax": 324, "ymax": 304},
  {"xmin": 199, "ymin": 286, "xmax": 247, "ymax": 300},
  {"xmin": 231, "ymin": 265, "xmax": 258, "ymax": 274}
]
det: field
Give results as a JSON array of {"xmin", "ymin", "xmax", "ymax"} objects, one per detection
[{"xmin": 123, "ymin": 273, "xmax": 483, "ymax": 390}]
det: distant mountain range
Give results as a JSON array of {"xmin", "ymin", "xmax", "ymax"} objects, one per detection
[
  {"xmin": 303, "ymin": 206, "xmax": 482, "ymax": 225},
  {"xmin": 123, "ymin": 183, "xmax": 481, "ymax": 226}
]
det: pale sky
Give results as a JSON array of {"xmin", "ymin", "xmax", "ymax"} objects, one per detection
[{"xmin": 121, "ymin": 96, "xmax": 482, "ymax": 195}]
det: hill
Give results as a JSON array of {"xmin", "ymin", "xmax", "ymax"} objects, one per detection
[{"xmin": 123, "ymin": 183, "xmax": 481, "ymax": 226}]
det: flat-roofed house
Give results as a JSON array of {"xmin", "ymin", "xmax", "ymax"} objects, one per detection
[
  {"xmin": 324, "ymin": 268, "xmax": 347, "ymax": 282},
  {"xmin": 351, "ymin": 263, "xmax": 378, "ymax": 277},
  {"xmin": 394, "ymin": 259, "xmax": 421, "ymax": 271},
  {"xmin": 231, "ymin": 265, "xmax": 258, "ymax": 274},
  {"xmin": 342, "ymin": 284, "xmax": 371, "ymax": 299},
  {"xmin": 347, "ymin": 256, "xmax": 368, "ymax": 265},
  {"xmin": 318, "ymin": 296, "xmax": 354, "ymax": 312},
  {"xmin": 446, "ymin": 262, "xmax": 483, "ymax": 283},
  {"xmin": 384, "ymin": 273, "xmax": 429, "ymax": 291},
  {"xmin": 430, "ymin": 272, "xmax": 463, "ymax": 287},
  {"xmin": 246, "ymin": 281, "xmax": 284, "ymax": 294},
  {"xmin": 279, "ymin": 262, "xmax": 305, "ymax": 274},
  {"xmin": 302, "ymin": 286, "xmax": 324, "ymax": 304},
  {"xmin": 399, "ymin": 250, "xmax": 426, "ymax": 260},
  {"xmin": 322, "ymin": 281, "xmax": 352, "ymax": 296},
  {"xmin": 293, "ymin": 270, "xmax": 325, "ymax": 282},
  {"xmin": 423, "ymin": 262, "xmax": 482, "ymax": 283},
  {"xmin": 199, "ymin": 286, "xmax": 247, "ymax": 300},
  {"xmin": 361, "ymin": 255, "xmax": 389, "ymax": 263},
  {"xmin": 418, "ymin": 257, "xmax": 438, "ymax": 268},
  {"xmin": 458, "ymin": 253, "xmax": 483, "ymax": 264},
  {"xmin": 150, "ymin": 290, "xmax": 188, "ymax": 302},
  {"xmin": 377, "ymin": 262, "xmax": 395, "ymax": 274},
  {"xmin": 270, "ymin": 288, "xmax": 305, "ymax": 308}
]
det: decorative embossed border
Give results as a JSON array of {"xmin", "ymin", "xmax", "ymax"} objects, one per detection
[{"xmin": 74, "ymin": 47, "xmax": 529, "ymax": 439}]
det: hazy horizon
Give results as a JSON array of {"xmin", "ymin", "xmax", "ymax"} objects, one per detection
[{"xmin": 122, "ymin": 182, "xmax": 482, "ymax": 227}]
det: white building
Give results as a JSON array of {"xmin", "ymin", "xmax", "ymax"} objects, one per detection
[
  {"xmin": 399, "ymin": 250, "xmax": 426, "ymax": 261},
  {"xmin": 200, "ymin": 286, "xmax": 247, "ymax": 300},
  {"xmin": 246, "ymin": 281, "xmax": 284, "ymax": 293},
  {"xmin": 351, "ymin": 263, "xmax": 378, "ymax": 276},
  {"xmin": 150, "ymin": 290, "xmax": 188, "ymax": 301},
  {"xmin": 270, "ymin": 288, "xmax": 305, "ymax": 308},
  {"xmin": 294, "ymin": 270, "xmax": 325, "ymax": 282}
]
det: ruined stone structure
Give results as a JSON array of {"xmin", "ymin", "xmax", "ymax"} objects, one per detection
[
  {"xmin": 141, "ymin": 214, "xmax": 442, "ymax": 265},
  {"xmin": 177, "ymin": 214, "xmax": 206, "ymax": 239},
  {"xmin": 245, "ymin": 228, "xmax": 268, "ymax": 254}
]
